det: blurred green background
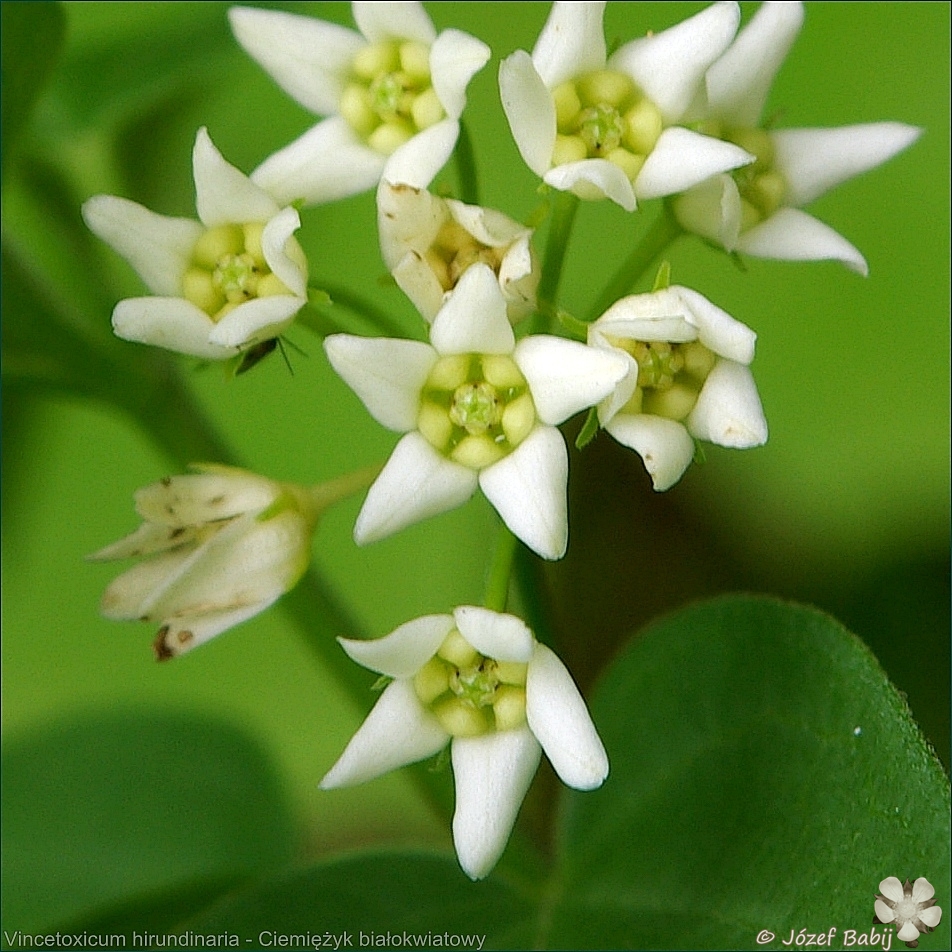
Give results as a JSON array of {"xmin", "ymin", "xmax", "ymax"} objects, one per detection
[{"xmin": 2, "ymin": 1, "xmax": 948, "ymax": 939}]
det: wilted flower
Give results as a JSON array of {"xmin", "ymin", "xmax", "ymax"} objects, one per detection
[
  {"xmin": 874, "ymin": 877, "xmax": 943, "ymax": 946},
  {"xmin": 82, "ymin": 128, "xmax": 308, "ymax": 361},
  {"xmin": 321, "ymin": 606, "xmax": 609, "ymax": 880},
  {"xmin": 673, "ymin": 1, "xmax": 922, "ymax": 273},
  {"xmin": 324, "ymin": 263, "xmax": 627, "ymax": 559},
  {"xmin": 499, "ymin": 1, "xmax": 754, "ymax": 211},
  {"xmin": 589, "ymin": 285, "xmax": 766, "ymax": 490},
  {"xmin": 229, "ymin": 2, "xmax": 490, "ymax": 205},
  {"xmin": 377, "ymin": 180, "xmax": 540, "ymax": 323},
  {"xmin": 89, "ymin": 464, "xmax": 319, "ymax": 659}
]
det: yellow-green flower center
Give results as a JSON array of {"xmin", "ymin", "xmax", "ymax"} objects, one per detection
[
  {"xmin": 418, "ymin": 353, "xmax": 536, "ymax": 469},
  {"xmin": 340, "ymin": 39, "xmax": 445, "ymax": 155},
  {"xmin": 610, "ymin": 338, "xmax": 717, "ymax": 421},
  {"xmin": 425, "ymin": 220, "xmax": 507, "ymax": 293},
  {"xmin": 413, "ymin": 628, "xmax": 528, "ymax": 737},
  {"xmin": 551, "ymin": 69, "xmax": 663, "ymax": 183},
  {"xmin": 183, "ymin": 223, "xmax": 297, "ymax": 323}
]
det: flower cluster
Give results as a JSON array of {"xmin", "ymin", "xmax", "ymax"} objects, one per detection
[{"xmin": 83, "ymin": 1, "xmax": 921, "ymax": 882}]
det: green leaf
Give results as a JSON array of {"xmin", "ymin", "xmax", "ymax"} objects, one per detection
[
  {"xmin": 1, "ymin": 708, "xmax": 296, "ymax": 932},
  {"xmin": 0, "ymin": 1, "xmax": 66, "ymax": 170},
  {"xmin": 552, "ymin": 596, "xmax": 951, "ymax": 949}
]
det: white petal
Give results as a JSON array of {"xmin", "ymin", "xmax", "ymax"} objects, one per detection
[
  {"xmin": 430, "ymin": 29, "xmax": 490, "ymax": 120},
  {"xmin": 896, "ymin": 922, "xmax": 920, "ymax": 943},
  {"xmin": 874, "ymin": 900, "xmax": 897, "ymax": 924},
  {"xmin": 380, "ymin": 118, "xmax": 460, "ymax": 189},
  {"xmin": 706, "ymin": 1, "xmax": 804, "ymax": 127},
  {"xmin": 112, "ymin": 298, "xmax": 236, "ymax": 360},
  {"xmin": 531, "ymin": 1, "xmax": 606, "ymax": 89},
  {"xmin": 671, "ymin": 174, "xmax": 742, "ymax": 252},
  {"xmin": 687, "ymin": 360, "xmax": 767, "ymax": 449},
  {"xmin": 514, "ymin": 335, "xmax": 628, "ymax": 425},
  {"xmin": 605, "ymin": 414, "xmax": 696, "ymax": 491},
  {"xmin": 526, "ymin": 643, "xmax": 608, "ymax": 790},
  {"xmin": 338, "ymin": 614, "xmax": 455, "ymax": 679},
  {"xmin": 445, "ymin": 200, "xmax": 531, "ymax": 249},
  {"xmin": 635, "ymin": 127, "xmax": 753, "ymax": 201},
  {"xmin": 227, "ymin": 6, "xmax": 363, "ymax": 115},
  {"xmin": 544, "ymin": 159, "xmax": 636, "ymax": 211},
  {"xmin": 673, "ymin": 285, "xmax": 756, "ymax": 364},
  {"xmin": 320, "ymin": 680, "xmax": 449, "ymax": 789},
  {"xmin": 261, "ymin": 207, "xmax": 307, "ymax": 297},
  {"xmin": 377, "ymin": 182, "xmax": 449, "ymax": 268},
  {"xmin": 479, "ymin": 426, "xmax": 567, "ymax": 561},
  {"xmin": 251, "ymin": 117, "xmax": 386, "ymax": 206},
  {"xmin": 352, "ymin": 1, "xmax": 435, "ymax": 44},
  {"xmin": 193, "ymin": 128, "xmax": 279, "ymax": 228},
  {"xmin": 324, "ymin": 334, "xmax": 436, "ymax": 432},
  {"xmin": 392, "ymin": 253, "xmax": 448, "ymax": 323},
  {"xmin": 133, "ymin": 470, "xmax": 277, "ymax": 527},
  {"xmin": 499, "ymin": 51, "xmax": 557, "ymax": 178},
  {"xmin": 154, "ymin": 601, "xmax": 273, "ymax": 658},
  {"xmin": 355, "ymin": 433, "xmax": 478, "ymax": 544},
  {"xmin": 593, "ymin": 287, "xmax": 697, "ymax": 342},
  {"xmin": 208, "ymin": 295, "xmax": 302, "ymax": 348},
  {"xmin": 918, "ymin": 906, "xmax": 942, "ymax": 929},
  {"xmin": 453, "ymin": 607, "xmax": 534, "ymax": 663},
  {"xmin": 100, "ymin": 547, "xmax": 193, "ymax": 620},
  {"xmin": 773, "ymin": 123, "xmax": 923, "ymax": 207},
  {"xmin": 82, "ymin": 196, "xmax": 201, "ymax": 296},
  {"xmin": 737, "ymin": 207, "xmax": 868, "ymax": 275},
  {"xmin": 879, "ymin": 877, "xmax": 905, "ymax": 903},
  {"xmin": 451, "ymin": 728, "xmax": 541, "ymax": 880},
  {"xmin": 429, "ymin": 264, "xmax": 515, "ymax": 355},
  {"xmin": 610, "ymin": 1, "xmax": 740, "ymax": 124},
  {"xmin": 588, "ymin": 347, "xmax": 638, "ymax": 427},
  {"xmin": 912, "ymin": 878, "xmax": 936, "ymax": 904},
  {"xmin": 88, "ymin": 521, "xmax": 203, "ymax": 562}
]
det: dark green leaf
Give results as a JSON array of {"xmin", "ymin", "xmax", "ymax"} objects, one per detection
[{"xmin": 1, "ymin": 708, "xmax": 296, "ymax": 932}]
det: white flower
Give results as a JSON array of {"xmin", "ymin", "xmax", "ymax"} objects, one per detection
[
  {"xmin": 228, "ymin": 2, "xmax": 490, "ymax": 205},
  {"xmin": 89, "ymin": 464, "xmax": 317, "ymax": 659},
  {"xmin": 874, "ymin": 877, "xmax": 943, "ymax": 944},
  {"xmin": 320, "ymin": 606, "xmax": 608, "ymax": 880},
  {"xmin": 673, "ymin": 1, "xmax": 922, "ymax": 274},
  {"xmin": 82, "ymin": 128, "xmax": 308, "ymax": 361},
  {"xmin": 324, "ymin": 263, "xmax": 627, "ymax": 560},
  {"xmin": 498, "ymin": 1, "xmax": 754, "ymax": 211},
  {"xmin": 377, "ymin": 180, "xmax": 540, "ymax": 324},
  {"xmin": 588, "ymin": 285, "xmax": 766, "ymax": 490}
]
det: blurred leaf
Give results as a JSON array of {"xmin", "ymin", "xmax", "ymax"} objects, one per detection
[
  {"xmin": 182, "ymin": 854, "xmax": 538, "ymax": 949},
  {"xmin": 553, "ymin": 596, "xmax": 951, "ymax": 949},
  {"xmin": 1, "ymin": 708, "xmax": 296, "ymax": 932},
  {"xmin": 0, "ymin": 1, "xmax": 65, "ymax": 171},
  {"xmin": 140, "ymin": 598, "xmax": 948, "ymax": 950}
]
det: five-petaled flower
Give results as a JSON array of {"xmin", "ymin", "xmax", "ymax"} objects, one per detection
[
  {"xmin": 320, "ymin": 606, "xmax": 609, "ymax": 880},
  {"xmin": 875, "ymin": 877, "xmax": 943, "ymax": 946},
  {"xmin": 672, "ymin": 1, "xmax": 922, "ymax": 274},
  {"xmin": 377, "ymin": 180, "xmax": 540, "ymax": 324},
  {"xmin": 89, "ymin": 465, "xmax": 318, "ymax": 659},
  {"xmin": 228, "ymin": 2, "xmax": 490, "ymax": 205},
  {"xmin": 82, "ymin": 128, "xmax": 308, "ymax": 361},
  {"xmin": 588, "ymin": 285, "xmax": 767, "ymax": 490},
  {"xmin": 499, "ymin": 0, "xmax": 754, "ymax": 212},
  {"xmin": 324, "ymin": 263, "xmax": 628, "ymax": 560}
]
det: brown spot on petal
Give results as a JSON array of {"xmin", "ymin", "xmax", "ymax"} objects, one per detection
[
  {"xmin": 153, "ymin": 626, "xmax": 174, "ymax": 662},
  {"xmin": 161, "ymin": 476, "xmax": 172, "ymax": 487},
  {"xmin": 177, "ymin": 629, "xmax": 194, "ymax": 646}
]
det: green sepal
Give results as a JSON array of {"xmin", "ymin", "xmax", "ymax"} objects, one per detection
[
  {"xmin": 575, "ymin": 407, "xmax": 601, "ymax": 450},
  {"xmin": 651, "ymin": 260, "xmax": 671, "ymax": 292}
]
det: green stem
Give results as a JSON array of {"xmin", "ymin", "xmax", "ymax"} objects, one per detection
[
  {"xmin": 453, "ymin": 120, "xmax": 479, "ymax": 206},
  {"xmin": 586, "ymin": 205, "xmax": 683, "ymax": 321},
  {"xmin": 306, "ymin": 462, "xmax": 384, "ymax": 514},
  {"xmin": 483, "ymin": 523, "xmax": 519, "ymax": 613},
  {"xmin": 536, "ymin": 192, "xmax": 580, "ymax": 329}
]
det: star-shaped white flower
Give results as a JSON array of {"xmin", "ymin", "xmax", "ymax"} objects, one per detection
[
  {"xmin": 875, "ymin": 877, "xmax": 943, "ymax": 945},
  {"xmin": 498, "ymin": 1, "xmax": 754, "ymax": 212},
  {"xmin": 589, "ymin": 285, "xmax": 767, "ymax": 490},
  {"xmin": 324, "ymin": 263, "xmax": 627, "ymax": 560},
  {"xmin": 88, "ymin": 465, "xmax": 318, "ymax": 659},
  {"xmin": 672, "ymin": 1, "xmax": 922, "ymax": 274},
  {"xmin": 320, "ymin": 606, "xmax": 608, "ymax": 880},
  {"xmin": 377, "ymin": 180, "xmax": 540, "ymax": 324},
  {"xmin": 82, "ymin": 128, "xmax": 308, "ymax": 361},
  {"xmin": 228, "ymin": 2, "xmax": 490, "ymax": 205}
]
